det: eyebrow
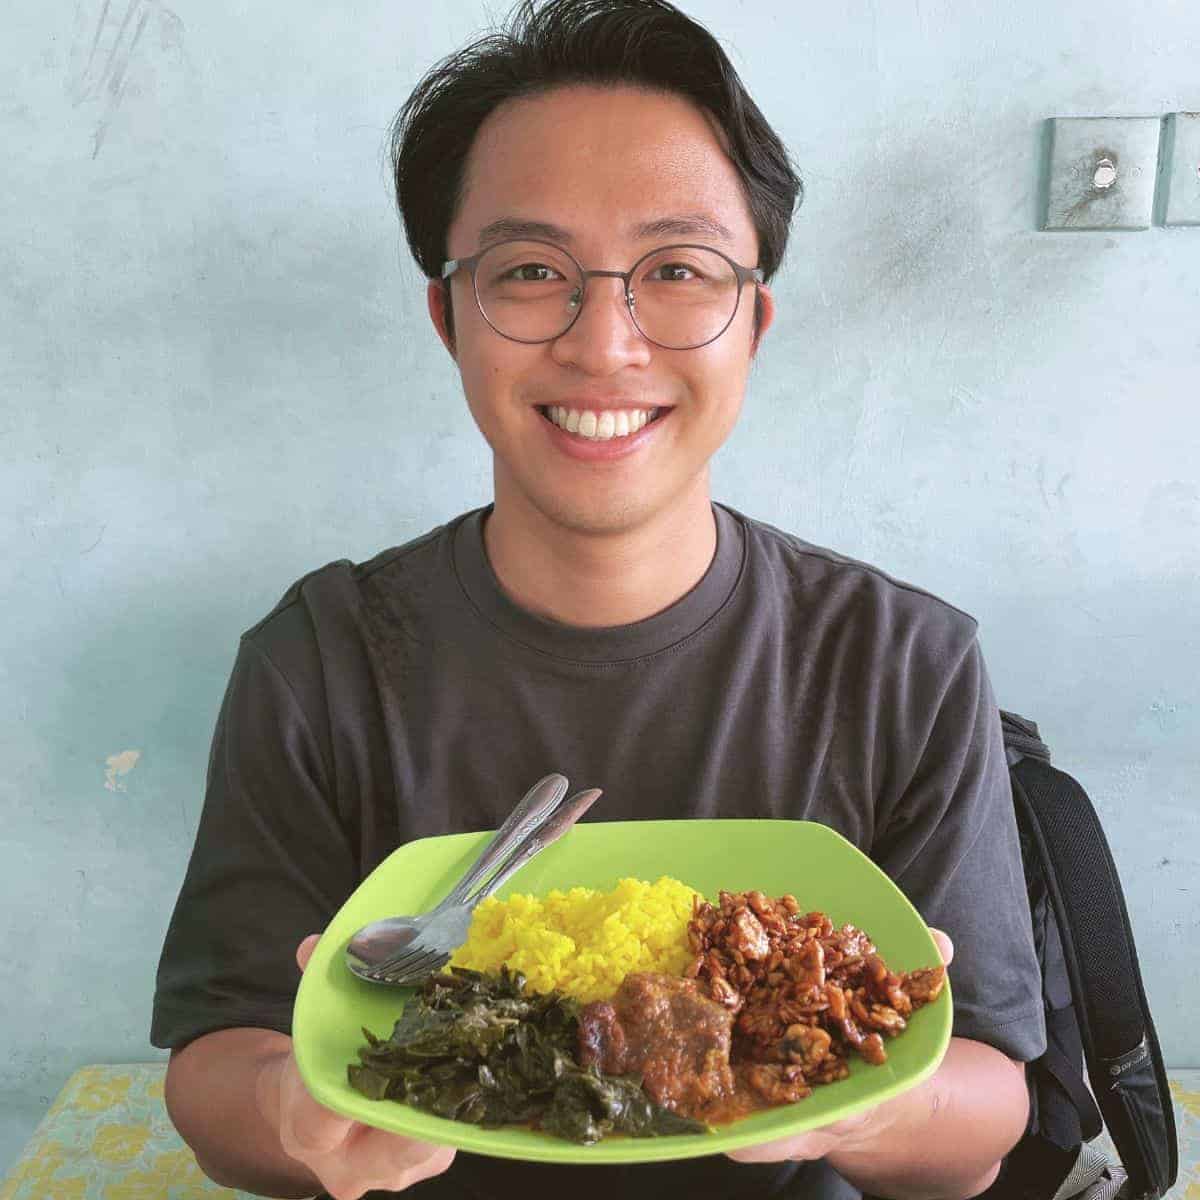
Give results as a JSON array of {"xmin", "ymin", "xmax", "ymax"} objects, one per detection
[{"xmin": 475, "ymin": 214, "xmax": 736, "ymax": 248}]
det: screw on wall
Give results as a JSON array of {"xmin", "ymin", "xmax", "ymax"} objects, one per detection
[
  {"xmin": 1042, "ymin": 117, "xmax": 1161, "ymax": 231},
  {"xmin": 1092, "ymin": 157, "xmax": 1118, "ymax": 190}
]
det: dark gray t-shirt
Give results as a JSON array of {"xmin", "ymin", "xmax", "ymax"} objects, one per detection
[{"xmin": 153, "ymin": 502, "xmax": 1045, "ymax": 1200}]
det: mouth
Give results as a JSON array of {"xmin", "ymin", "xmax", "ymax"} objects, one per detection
[{"xmin": 536, "ymin": 405, "xmax": 670, "ymax": 442}]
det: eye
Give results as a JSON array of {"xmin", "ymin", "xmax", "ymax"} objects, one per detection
[
  {"xmin": 649, "ymin": 261, "xmax": 698, "ymax": 282},
  {"xmin": 502, "ymin": 262, "xmax": 566, "ymax": 283}
]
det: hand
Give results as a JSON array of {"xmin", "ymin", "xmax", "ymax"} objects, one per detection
[
  {"xmin": 726, "ymin": 928, "xmax": 955, "ymax": 1165},
  {"xmin": 257, "ymin": 934, "xmax": 456, "ymax": 1200}
]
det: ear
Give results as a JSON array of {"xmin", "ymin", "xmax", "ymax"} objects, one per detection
[
  {"xmin": 751, "ymin": 284, "xmax": 776, "ymax": 358},
  {"xmin": 427, "ymin": 279, "xmax": 456, "ymax": 360}
]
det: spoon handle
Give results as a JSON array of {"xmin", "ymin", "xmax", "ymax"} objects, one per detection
[
  {"xmin": 471, "ymin": 787, "xmax": 603, "ymax": 902},
  {"xmin": 442, "ymin": 773, "xmax": 570, "ymax": 906}
]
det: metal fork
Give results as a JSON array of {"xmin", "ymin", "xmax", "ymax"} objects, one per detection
[
  {"xmin": 357, "ymin": 786, "xmax": 602, "ymax": 986},
  {"xmin": 346, "ymin": 779, "xmax": 601, "ymax": 987},
  {"xmin": 346, "ymin": 773, "xmax": 568, "ymax": 983}
]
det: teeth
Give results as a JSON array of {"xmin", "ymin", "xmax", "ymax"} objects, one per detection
[{"xmin": 545, "ymin": 407, "xmax": 660, "ymax": 440}]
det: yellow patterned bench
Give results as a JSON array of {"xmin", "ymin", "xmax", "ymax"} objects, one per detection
[
  {"xmin": 0, "ymin": 1065, "xmax": 251, "ymax": 1200},
  {"xmin": 3, "ymin": 1063, "xmax": 1199, "ymax": 1198}
]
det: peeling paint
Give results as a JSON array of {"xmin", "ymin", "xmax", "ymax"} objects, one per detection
[{"xmin": 103, "ymin": 749, "xmax": 140, "ymax": 792}]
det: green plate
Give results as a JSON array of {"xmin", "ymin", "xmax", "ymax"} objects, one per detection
[{"xmin": 293, "ymin": 819, "xmax": 951, "ymax": 1164}]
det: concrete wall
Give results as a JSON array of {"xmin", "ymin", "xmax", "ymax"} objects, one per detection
[{"xmin": 3, "ymin": 0, "xmax": 1197, "ymax": 1172}]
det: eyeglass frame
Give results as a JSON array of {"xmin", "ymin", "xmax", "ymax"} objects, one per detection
[{"xmin": 440, "ymin": 237, "xmax": 765, "ymax": 350}]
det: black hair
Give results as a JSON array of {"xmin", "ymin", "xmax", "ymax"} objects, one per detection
[{"xmin": 389, "ymin": 0, "xmax": 803, "ymax": 345}]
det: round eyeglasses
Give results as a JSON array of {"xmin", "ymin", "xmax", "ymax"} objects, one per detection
[{"xmin": 441, "ymin": 238, "xmax": 764, "ymax": 350}]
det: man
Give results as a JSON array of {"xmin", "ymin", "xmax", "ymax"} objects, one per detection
[{"xmin": 153, "ymin": 2, "xmax": 1045, "ymax": 1197}]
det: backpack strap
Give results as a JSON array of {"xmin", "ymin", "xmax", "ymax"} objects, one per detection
[
  {"xmin": 1008, "ymin": 748, "xmax": 1178, "ymax": 1199},
  {"xmin": 1040, "ymin": 1039, "xmax": 1102, "ymax": 1140},
  {"xmin": 1000, "ymin": 709, "xmax": 1052, "ymax": 765}
]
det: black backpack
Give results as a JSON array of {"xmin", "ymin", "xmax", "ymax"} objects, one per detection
[{"xmin": 977, "ymin": 712, "xmax": 1178, "ymax": 1200}]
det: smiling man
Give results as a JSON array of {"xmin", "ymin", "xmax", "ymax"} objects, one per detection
[{"xmin": 153, "ymin": 3, "xmax": 1045, "ymax": 1199}]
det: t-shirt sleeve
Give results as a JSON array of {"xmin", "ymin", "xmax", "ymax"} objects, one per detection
[
  {"xmin": 872, "ymin": 634, "xmax": 1046, "ymax": 1064},
  {"xmin": 151, "ymin": 635, "xmax": 357, "ymax": 1050}
]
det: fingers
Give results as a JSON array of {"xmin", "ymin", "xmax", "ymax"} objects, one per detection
[
  {"xmin": 727, "ymin": 1129, "xmax": 836, "ymax": 1163},
  {"xmin": 929, "ymin": 927, "xmax": 954, "ymax": 967},
  {"xmin": 727, "ymin": 1134, "xmax": 816, "ymax": 1162},
  {"xmin": 296, "ymin": 933, "xmax": 321, "ymax": 972},
  {"xmin": 273, "ymin": 1046, "xmax": 456, "ymax": 1197},
  {"xmin": 726, "ymin": 1106, "xmax": 877, "ymax": 1164}
]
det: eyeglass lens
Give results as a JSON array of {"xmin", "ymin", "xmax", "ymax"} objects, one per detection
[{"xmin": 472, "ymin": 241, "xmax": 742, "ymax": 349}]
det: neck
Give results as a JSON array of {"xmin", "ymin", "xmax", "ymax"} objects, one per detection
[{"xmin": 482, "ymin": 478, "xmax": 718, "ymax": 629}]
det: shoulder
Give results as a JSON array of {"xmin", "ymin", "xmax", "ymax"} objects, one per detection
[
  {"xmin": 237, "ymin": 513, "xmax": 470, "ymax": 675},
  {"xmin": 725, "ymin": 504, "xmax": 982, "ymax": 677}
]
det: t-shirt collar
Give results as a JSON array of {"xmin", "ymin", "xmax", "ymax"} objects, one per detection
[{"xmin": 452, "ymin": 502, "xmax": 745, "ymax": 663}]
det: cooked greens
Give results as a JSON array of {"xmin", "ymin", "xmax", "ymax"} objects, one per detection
[{"xmin": 347, "ymin": 967, "xmax": 707, "ymax": 1144}]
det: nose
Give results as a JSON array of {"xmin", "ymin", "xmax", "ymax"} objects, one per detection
[{"xmin": 549, "ymin": 275, "xmax": 653, "ymax": 375}]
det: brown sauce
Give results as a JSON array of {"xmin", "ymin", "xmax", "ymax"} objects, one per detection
[{"xmin": 691, "ymin": 1064, "xmax": 781, "ymax": 1124}]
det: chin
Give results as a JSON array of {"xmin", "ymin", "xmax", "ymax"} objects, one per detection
[{"xmin": 532, "ymin": 491, "xmax": 652, "ymax": 538}]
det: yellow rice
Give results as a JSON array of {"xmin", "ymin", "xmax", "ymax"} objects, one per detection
[{"xmin": 448, "ymin": 876, "xmax": 699, "ymax": 1004}]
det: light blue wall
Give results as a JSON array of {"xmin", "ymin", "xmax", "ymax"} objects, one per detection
[{"xmin": 3, "ymin": 0, "xmax": 1197, "ymax": 1172}]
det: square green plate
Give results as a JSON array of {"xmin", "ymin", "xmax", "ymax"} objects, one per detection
[{"xmin": 293, "ymin": 819, "xmax": 951, "ymax": 1164}]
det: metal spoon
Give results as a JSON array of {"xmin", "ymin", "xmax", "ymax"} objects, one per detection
[
  {"xmin": 345, "ymin": 773, "xmax": 592, "ymax": 983},
  {"xmin": 350, "ymin": 785, "xmax": 602, "ymax": 986}
]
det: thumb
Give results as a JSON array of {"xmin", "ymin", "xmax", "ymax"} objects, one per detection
[
  {"xmin": 276, "ymin": 1054, "xmax": 357, "ymax": 1156},
  {"xmin": 929, "ymin": 927, "xmax": 954, "ymax": 968},
  {"xmin": 296, "ymin": 933, "xmax": 322, "ymax": 973},
  {"xmin": 257, "ymin": 1047, "xmax": 355, "ymax": 1161}
]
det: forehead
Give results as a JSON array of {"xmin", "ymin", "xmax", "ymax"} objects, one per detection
[{"xmin": 450, "ymin": 84, "xmax": 756, "ymax": 256}]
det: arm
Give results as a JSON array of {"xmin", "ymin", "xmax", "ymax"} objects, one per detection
[
  {"xmin": 165, "ymin": 936, "xmax": 455, "ymax": 1200},
  {"xmin": 166, "ymin": 1028, "xmax": 319, "ymax": 1199},
  {"xmin": 167, "ymin": 1029, "xmax": 455, "ymax": 1200},
  {"xmin": 730, "ymin": 1036, "xmax": 1027, "ymax": 1200},
  {"xmin": 855, "ymin": 631, "xmax": 1043, "ymax": 1193},
  {"xmin": 728, "ymin": 630, "xmax": 1044, "ymax": 1197},
  {"xmin": 152, "ymin": 628, "xmax": 456, "ymax": 1200},
  {"xmin": 824, "ymin": 1035, "xmax": 1029, "ymax": 1200}
]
